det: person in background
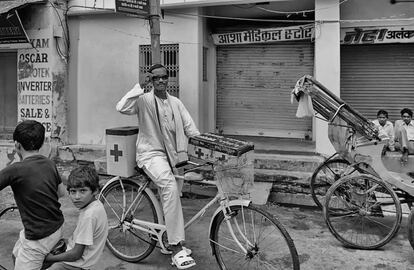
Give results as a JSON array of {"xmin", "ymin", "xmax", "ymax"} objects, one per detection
[
  {"xmin": 0, "ymin": 120, "xmax": 65, "ymax": 270},
  {"xmin": 372, "ymin": 109, "xmax": 395, "ymax": 155},
  {"xmin": 394, "ymin": 108, "xmax": 414, "ymax": 164},
  {"xmin": 116, "ymin": 64, "xmax": 200, "ymax": 269},
  {"xmin": 44, "ymin": 166, "xmax": 108, "ymax": 270}
]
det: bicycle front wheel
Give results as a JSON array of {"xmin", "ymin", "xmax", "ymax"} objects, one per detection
[
  {"xmin": 324, "ymin": 174, "xmax": 402, "ymax": 249},
  {"xmin": 100, "ymin": 179, "xmax": 159, "ymax": 262},
  {"xmin": 210, "ymin": 204, "xmax": 300, "ymax": 270}
]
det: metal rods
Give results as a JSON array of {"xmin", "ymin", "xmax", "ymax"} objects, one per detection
[{"xmin": 297, "ymin": 75, "xmax": 379, "ymax": 141}]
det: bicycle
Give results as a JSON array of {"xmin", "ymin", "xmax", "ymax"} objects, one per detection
[
  {"xmin": 0, "ymin": 205, "xmax": 21, "ymax": 270},
  {"xmin": 99, "ymin": 159, "xmax": 300, "ymax": 269}
]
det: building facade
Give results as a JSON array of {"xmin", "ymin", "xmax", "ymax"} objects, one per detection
[{"xmin": 1, "ymin": 0, "xmax": 414, "ymax": 170}]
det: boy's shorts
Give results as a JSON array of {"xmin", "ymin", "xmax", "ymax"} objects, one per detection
[{"xmin": 13, "ymin": 226, "xmax": 63, "ymax": 270}]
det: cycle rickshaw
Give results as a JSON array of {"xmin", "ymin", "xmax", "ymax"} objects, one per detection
[{"xmin": 292, "ymin": 75, "xmax": 414, "ymax": 250}]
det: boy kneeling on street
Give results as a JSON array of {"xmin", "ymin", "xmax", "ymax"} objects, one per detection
[{"xmin": 44, "ymin": 166, "xmax": 108, "ymax": 270}]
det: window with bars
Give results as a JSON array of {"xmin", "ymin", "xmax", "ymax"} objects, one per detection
[{"xmin": 139, "ymin": 44, "xmax": 179, "ymax": 97}]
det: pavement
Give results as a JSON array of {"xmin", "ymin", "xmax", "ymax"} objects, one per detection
[{"xmin": 2, "ymin": 188, "xmax": 414, "ymax": 270}]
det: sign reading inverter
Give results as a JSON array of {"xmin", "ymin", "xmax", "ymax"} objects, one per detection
[{"xmin": 115, "ymin": 0, "xmax": 150, "ymax": 17}]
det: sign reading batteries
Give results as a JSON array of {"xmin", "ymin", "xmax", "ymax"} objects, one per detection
[{"xmin": 115, "ymin": 0, "xmax": 150, "ymax": 17}]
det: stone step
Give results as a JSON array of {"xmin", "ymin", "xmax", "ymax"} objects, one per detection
[{"xmin": 255, "ymin": 153, "xmax": 324, "ymax": 172}]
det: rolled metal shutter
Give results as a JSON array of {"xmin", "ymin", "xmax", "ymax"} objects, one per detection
[
  {"xmin": 216, "ymin": 42, "xmax": 313, "ymax": 139},
  {"xmin": 341, "ymin": 44, "xmax": 414, "ymax": 122}
]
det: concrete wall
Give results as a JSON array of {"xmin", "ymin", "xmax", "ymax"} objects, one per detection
[
  {"xmin": 341, "ymin": 0, "xmax": 414, "ymax": 25},
  {"xmin": 0, "ymin": 2, "xmax": 68, "ymax": 170},
  {"xmin": 67, "ymin": 8, "xmax": 202, "ymax": 145}
]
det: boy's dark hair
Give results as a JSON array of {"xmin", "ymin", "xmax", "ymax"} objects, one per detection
[
  {"xmin": 401, "ymin": 108, "xmax": 413, "ymax": 117},
  {"xmin": 67, "ymin": 166, "xmax": 100, "ymax": 192},
  {"xmin": 377, "ymin": 110, "xmax": 388, "ymax": 118},
  {"xmin": 13, "ymin": 120, "xmax": 45, "ymax": 151},
  {"xmin": 148, "ymin": 63, "xmax": 167, "ymax": 73}
]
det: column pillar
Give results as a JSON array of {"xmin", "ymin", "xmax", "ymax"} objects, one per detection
[{"xmin": 314, "ymin": 0, "xmax": 340, "ymax": 155}]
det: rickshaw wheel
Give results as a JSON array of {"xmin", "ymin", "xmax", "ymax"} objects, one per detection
[
  {"xmin": 407, "ymin": 209, "xmax": 414, "ymax": 250},
  {"xmin": 323, "ymin": 174, "xmax": 402, "ymax": 250},
  {"xmin": 310, "ymin": 159, "xmax": 351, "ymax": 210}
]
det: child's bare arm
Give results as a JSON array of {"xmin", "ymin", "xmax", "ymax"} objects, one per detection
[{"xmin": 44, "ymin": 243, "xmax": 85, "ymax": 263}]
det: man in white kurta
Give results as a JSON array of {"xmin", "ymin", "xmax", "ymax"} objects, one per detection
[{"xmin": 116, "ymin": 64, "xmax": 199, "ymax": 265}]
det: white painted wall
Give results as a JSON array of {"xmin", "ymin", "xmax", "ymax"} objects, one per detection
[
  {"xmin": 67, "ymin": 9, "xmax": 201, "ymax": 144},
  {"xmin": 341, "ymin": 0, "xmax": 414, "ymax": 25}
]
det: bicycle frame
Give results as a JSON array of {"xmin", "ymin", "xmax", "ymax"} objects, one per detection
[{"xmin": 100, "ymin": 174, "xmax": 253, "ymax": 255}]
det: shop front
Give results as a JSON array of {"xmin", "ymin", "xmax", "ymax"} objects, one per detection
[
  {"xmin": 213, "ymin": 24, "xmax": 314, "ymax": 139},
  {"xmin": 340, "ymin": 25, "xmax": 414, "ymax": 122}
]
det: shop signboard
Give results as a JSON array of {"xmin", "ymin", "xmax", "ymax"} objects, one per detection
[
  {"xmin": 0, "ymin": 11, "xmax": 29, "ymax": 45},
  {"xmin": 17, "ymin": 30, "xmax": 53, "ymax": 136},
  {"xmin": 115, "ymin": 0, "xmax": 150, "ymax": 17},
  {"xmin": 341, "ymin": 25, "xmax": 414, "ymax": 44},
  {"xmin": 211, "ymin": 24, "xmax": 314, "ymax": 45}
]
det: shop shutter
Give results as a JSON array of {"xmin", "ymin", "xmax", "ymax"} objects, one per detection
[
  {"xmin": 216, "ymin": 42, "xmax": 313, "ymax": 138},
  {"xmin": 341, "ymin": 44, "xmax": 414, "ymax": 122}
]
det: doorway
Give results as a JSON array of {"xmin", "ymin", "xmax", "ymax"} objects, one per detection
[{"xmin": 0, "ymin": 52, "xmax": 17, "ymax": 139}]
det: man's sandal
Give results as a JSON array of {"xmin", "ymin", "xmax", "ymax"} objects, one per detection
[
  {"xmin": 171, "ymin": 249, "xmax": 196, "ymax": 269},
  {"xmin": 161, "ymin": 246, "xmax": 192, "ymax": 255}
]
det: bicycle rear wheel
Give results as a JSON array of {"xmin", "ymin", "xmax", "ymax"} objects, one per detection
[
  {"xmin": 210, "ymin": 204, "xmax": 300, "ymax": 270},
  {"xmin": 324, "ymin": 174, "xmax": 402, "ymax": 249},
  {"xmin": 100, "ymin": 179, "xmax": 158, "ymax": 262}
]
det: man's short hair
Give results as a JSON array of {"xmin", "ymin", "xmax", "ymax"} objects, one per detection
[
  {"xmin": 401, "ymin": 108, "xmax": 413, "ymax": 117},
  {"xmin": 148, "ymin": 63, "xmax": 167, "ymax": 73},
  {"xmin": 377, "ymin": 110, "xmax": 388, "ymax": 118},
  {"xmin": 13, "ymin": 120, "xmax": 45, "ymax": 151},
  {"xmin": 67, "ymin": 166, "xmax": 100, "ymax": 192}
]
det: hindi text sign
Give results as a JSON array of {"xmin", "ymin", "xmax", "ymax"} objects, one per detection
[
  {"xmin": 115, "ymin": 0, "xmax": 150, "ymax": 17},
  {"xmin": 341, "ymin": 25, "xmax": 414, "ymax": 44},
  {"xmin": 212, "ymin": 24, "xmax": 314, "ymax": 45}
]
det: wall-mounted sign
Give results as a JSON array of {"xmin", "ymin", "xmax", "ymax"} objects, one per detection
[
  {"xmin": 17, "ymin": 30, "xmax": 53, "ymax": 136},
  {"xmin": 0, "ymin": 11, "xmax": 29, "ymax": 45},
  {"xmin": 341, "ymin": 25, "xmax": 414, "ymax": 45},
  {"xmin": 212, "ymin": 24, "xmax": 314, "ymax": 45},
  {"xmin": 115, "ymin": 0, "xmax": 150, "ymax": 17}
]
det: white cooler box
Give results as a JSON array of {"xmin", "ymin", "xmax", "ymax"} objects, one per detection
[{"xmin": 106, "ymin": 126, "xmax": 138, "ymax": 177}]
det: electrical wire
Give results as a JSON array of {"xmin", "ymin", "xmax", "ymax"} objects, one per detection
[
  {"xmin": 64, "ymin": 3, "xmax": 414, "ymax": 24},
  {"xmin": 167, "ymin": 10, "xmax": 414, "ymax": 24},
  {"xmin": 255, "ymin": 0, "xmax": 350, "ymax": 15},
  {"xmin": 48, "ymin": 0, "xmax": 69, "ymax": 59}
]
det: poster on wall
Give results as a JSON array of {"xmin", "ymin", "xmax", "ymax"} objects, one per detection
[
  {"xmin": 211, "ymin": 24, "xmax": 314, "ymax": 45},
  {"xmin": 17, "ymin": 30, "xmax": 53, "ymax": 136},
  {"xmin": 341, "ymin": 25, "xmax": 414, "ymax": 44}
]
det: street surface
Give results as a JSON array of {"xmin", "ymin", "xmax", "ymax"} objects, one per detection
[{"xmin": 1, "ymin": 191, "xmax": 414, "ymax": 270}]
